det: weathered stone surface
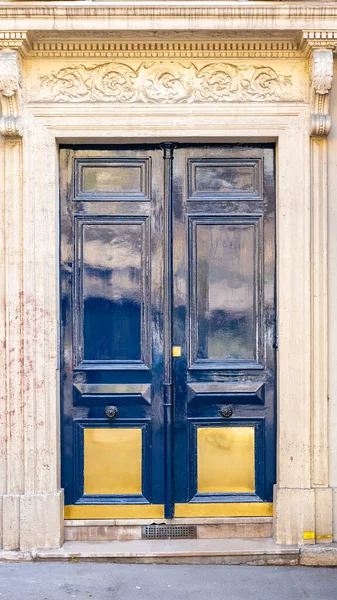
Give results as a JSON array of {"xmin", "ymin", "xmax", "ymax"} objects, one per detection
[
  {"xmin": 300, "ymin": 544, "xmax": 337, "ymax": 566},
  {"xmin": 0, "ymin": 2, "xmax": 337, "ymax": 553}
]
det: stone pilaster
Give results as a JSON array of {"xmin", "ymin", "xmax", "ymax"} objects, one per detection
[
  {"xmin": 310, "ymin": 45, "xmax": 334, "ymax": 545},
  {"xmin": 19, "ymin": 117, "xmax": 64, "ymax": 550},
  {"xmin": 274, "ymin": 36, "xmax": 335, "ymax": 546},
  {"xmin": 0, "ymin": 38, "xmax": 63, "ymax": 551},
  {"xmin": 328, "ymin": 56, "xmax": 337, "ymax": 546},
  {"xmin": 0, "ymin": 48, "xmax": 24, "ymax": 549}
]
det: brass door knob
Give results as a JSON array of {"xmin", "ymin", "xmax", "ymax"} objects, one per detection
[
  {"xmin": 105, "ymin": 406, "xmax": 118, "ymax": 419},
  {"xmin": 220, "ymin": 405, "xmax": 233, "ymax": 418}
]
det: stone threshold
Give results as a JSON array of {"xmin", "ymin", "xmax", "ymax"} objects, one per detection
[
  {"xmin": 1, "ymin": 540, "xmax": 336, "ymax": 566},
  {"xmin": 64, "ymin": 517, "xmax": 273, "ymax": 542}
]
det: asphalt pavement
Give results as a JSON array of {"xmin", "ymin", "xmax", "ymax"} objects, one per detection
[{"xmin": 0, "ymin": 562, "xmax": 336, "ymax": 600}]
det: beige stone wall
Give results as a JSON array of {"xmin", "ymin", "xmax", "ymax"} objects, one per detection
[{"xmin": 0, "ymin": 1, "xmax": 337, "ymax": 552}]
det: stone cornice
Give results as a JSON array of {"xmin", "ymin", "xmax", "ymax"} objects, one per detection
[
  {"xmin": 0, "ymin": 29, "xmax": 305, "ymax": 60},
  {"xmin": 1, "ymin": 3, "xmax": 337, "ymax": 25},
  {"xmin": 0, "ymin": 29, "xmax": 333, "ymax": 60}
]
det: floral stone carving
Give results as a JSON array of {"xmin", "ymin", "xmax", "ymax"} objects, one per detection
[
  {"xmin": 310, "ymin": 49, "xmax": 334, "ymax": 136},
  {"xmin": 0, "ymin": 50, "xmax": 22, "ymax": 137},
  {"xmin": 38, "ymin": 61, "xmax": 293, "ymax": 103}
]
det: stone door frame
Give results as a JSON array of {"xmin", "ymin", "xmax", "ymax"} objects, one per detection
[{"xmin": 0, "ymin": 26, "xmax": 335, "ymax": 549}]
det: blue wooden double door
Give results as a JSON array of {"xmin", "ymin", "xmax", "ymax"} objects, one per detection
[{"xmin": 60, "ymin": 143, "xmax": 276, "ymax": 519}]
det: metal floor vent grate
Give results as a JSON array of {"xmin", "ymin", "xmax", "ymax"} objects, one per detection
[{"xmin": 142, "ymin": 524, "xmax": 197, "ymax": 540}]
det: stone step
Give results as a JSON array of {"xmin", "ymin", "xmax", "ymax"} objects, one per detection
[
  {"xmin": 36, "ymin": 538, "xmax": 299, "ymax": 565},
  {"xmin": 65, "ymin": 517, "xmax": 273, "ymax": 542}
]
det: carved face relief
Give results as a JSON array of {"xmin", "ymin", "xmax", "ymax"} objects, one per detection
[{"xmin": 36, "ymin": 61, "xmax": 294, "ymax": 104}]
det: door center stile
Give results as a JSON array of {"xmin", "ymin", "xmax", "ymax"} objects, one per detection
[{"xmin": 161, "ymin": 142, "xmax": 176, "ymax": 519}]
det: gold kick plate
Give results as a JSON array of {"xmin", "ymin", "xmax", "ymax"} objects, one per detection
[
  {"xmin": 172, "ymin": 346, "xmax": 182, "ymax": 357},
  {"xmin": 64, "ymin": 503, "xmax": 273, "ymax": 519}
]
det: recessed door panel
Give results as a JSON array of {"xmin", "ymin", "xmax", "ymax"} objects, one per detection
[
  {"xmin": 74, "ymin": 216, "xmax": 150, "ymax": 368},
  {"xmin": 84, "ymin": 427, "xmax": 143, "ymax": 495},
  {"xmin": 74, "ymin": 157, "xmax": 151, "ymax": 201},
  {"xmin": 189, "ymin": 215, "xmax": 263, "ymax": 369},
  {"xmin": 197, "ymin": 426, "xmax": 255, "ymax": 494},
  {"xmin": 187, "ymin": 158, "xmax": 263, "ymax": 200}
]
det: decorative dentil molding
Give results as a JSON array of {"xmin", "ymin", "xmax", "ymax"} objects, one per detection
[
  {"xmin": 310, "ymin": 49, "xmax": 334, "ymax": 136},
  {"xmin": 0, "ymin": 31, "xmax": 31, "ymax": 56},
  {"xmin": 37, "ymin": 61, "xmax": 293, "ymax": 104},
  {"xmin": 301, "ymin": 30, "xmax": 337, "ymax": 55},
  {"xmin": 30, "ymin": 40, "xmax": 299, "ymax": 60},
  {"xmin": 0, "ymin": 50, "xmax": 22, "ymax": 137}
]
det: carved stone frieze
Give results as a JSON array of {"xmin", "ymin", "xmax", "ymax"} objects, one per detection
[
  {"xmin": 37, "ymin": 61, "xmax": 293, "ymax": 104},
  {"xmin": 310, "ymin": 49, "xmax": 334, "ymax": 136},
  {"xmin": 0, "ymin": 50, "xmax": 22, "ymax": 137}
]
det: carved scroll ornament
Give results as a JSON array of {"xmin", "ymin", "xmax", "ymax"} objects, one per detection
[
  {"xmin": 38, "ymin": 61, "xmax": 293, "ymax": 104},
  {"xmin": 0, "ymin": 50, "xmax": 22, "ymax": 137},
  {"xmin": 310, "ymin": 49, "xmax": 334, "ymax": 136}
]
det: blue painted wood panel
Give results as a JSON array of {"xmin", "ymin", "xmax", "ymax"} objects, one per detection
[{"xmin": 60, "ymin": 144, "xmax": 276, "ymax": 513}]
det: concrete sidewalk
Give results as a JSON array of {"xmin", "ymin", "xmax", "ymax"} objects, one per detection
[{"xmin": 0, "ymin": 563, "xmax": 336, "ymax": 600}]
